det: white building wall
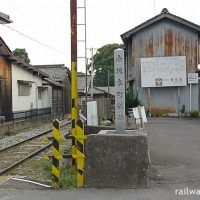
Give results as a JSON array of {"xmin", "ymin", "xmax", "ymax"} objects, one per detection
[{"xmin": 12, "ymin": 64, "xmax": 52, "ymax": 112}]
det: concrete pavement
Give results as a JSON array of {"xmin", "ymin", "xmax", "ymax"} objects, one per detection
[
  {"xmin": 1, "ymin": 183, "xmax": 200, "ymax": 200},
  {"xmin": 146, "ymin": 117, "xmax": 200, "ymax": 183}
]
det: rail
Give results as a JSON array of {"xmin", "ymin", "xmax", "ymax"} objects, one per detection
[{"xmin": 0, "ymin": 120, "xmax": 71, "ymax": 175}]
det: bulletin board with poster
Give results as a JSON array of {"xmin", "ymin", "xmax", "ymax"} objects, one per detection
[{"xmin": 141, "ymin": 56, "xmax": 187, "ymax": 87}]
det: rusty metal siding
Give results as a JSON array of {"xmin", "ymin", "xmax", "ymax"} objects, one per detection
[
  {"xmin": 126, "ymin": 40, "xmax": 133, "ymax": 79},
  {"xmin": 130, "ymin": 19, "xmax": 199, "ymax": 112},
  {"xmin": 0, "ymin": 56, "xmax": 12, "ymax": 119},
  {"xmin": 132, "ymin": 20, "xmax": 198, "ymax": 70}
]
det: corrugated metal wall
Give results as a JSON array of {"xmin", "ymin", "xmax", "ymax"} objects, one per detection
[{"xmin": 129, "ymin": 19, "xmax": 199, "ymax": 113}]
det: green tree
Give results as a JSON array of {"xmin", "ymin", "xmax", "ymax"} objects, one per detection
[
  {"xmin": 89, "ymin": 43, "xmax": 122, "ymax": 87},
  {"xmin": 13, "ymin": 48, "xmax": 31, "ymax": 64}
]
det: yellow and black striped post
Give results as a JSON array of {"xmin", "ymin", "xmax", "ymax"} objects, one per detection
[
  {"xmin": 76, "ymin": 119, "xmax": 85, "ymax": 187},
  {"xmin": 71, "ymin": 61, "xmax": 78, "ymax": 174},
  {"xmin": 71, "ymin": 0, "xmax": 78, "ymax": 174},
  {"xmin": 52, "ymin": 119, "xmax": 63, "ymax": 188}
]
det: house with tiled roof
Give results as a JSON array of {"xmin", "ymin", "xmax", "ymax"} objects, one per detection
[
  {"xmin": 0, "ymin": 36, "xmax": 59, "ymax": 121},
  {"xmin": 0, "ymin": 11, "xmax": 68, "ymax": 121},
  {"xmin": 34, "ymin": 64, "xmax": 71, "ymax": 115}
]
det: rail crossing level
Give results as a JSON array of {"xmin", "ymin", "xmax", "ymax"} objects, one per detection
[{"xmin": 0, "ymin": 120, "xmax": 71, "ymax": 176}]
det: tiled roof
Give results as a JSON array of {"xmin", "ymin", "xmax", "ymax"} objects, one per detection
[
  {"xmin": 97, "ymin": 87, "xmax": 115, "ymax": 96},
  {"xmin": 33, "ymin": 64, "xmax": 68, "ymax": 82},
  {"xmin": 88, "ymin": 87, "xmax": 106, "ymax": 95},
  {"xmin": 34, "ymin": 65, "xmax": 91, "ymax": 92}
]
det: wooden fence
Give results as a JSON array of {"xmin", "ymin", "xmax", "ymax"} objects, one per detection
[
  {"xmin": 96, "ymin": 98, "xmax": 112, "ymax": 120},
  {"xmin": 80, "ymin": 98, "xmax": 113, "ymax": 121}
]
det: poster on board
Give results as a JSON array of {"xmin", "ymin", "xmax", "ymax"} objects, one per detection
[{"xmin": 141, "ymin": 56, "xmax": 187, "ymax": 87}]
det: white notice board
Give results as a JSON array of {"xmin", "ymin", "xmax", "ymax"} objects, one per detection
[
  {"xmin": 141, "ymin": 56, "xmax": 187, "ymax": 87},
  {"xmin": 87, "ymin": 101, "xmax": 98, "ymax": 126}
]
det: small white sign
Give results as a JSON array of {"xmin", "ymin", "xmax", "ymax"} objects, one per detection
[
  {"xmin": 87, "ymin": 101, "xmax": 98, "ymax": 126},
  {"xmin": 132, "ymin": 107, "xmax": 140, "ymax": 124},
  {"xmin": 188, "ymin": 73, "xmax": 198, "ymax": 84},
  {"xmin": 132, "ymin": 106, "xmax": 147, "ymax": 124}
]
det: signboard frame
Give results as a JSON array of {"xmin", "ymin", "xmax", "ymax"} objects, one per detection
[
  {"xmin": 188, "ymin": 73, "xmax": 198, "ymax": 84},
  {"xmin": 141, "ymin": 56, "xmax": 187, "ymax": 87}
]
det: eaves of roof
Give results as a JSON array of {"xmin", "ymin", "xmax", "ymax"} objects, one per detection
[
  {"xmin": 0, "ymin": 12, "xmax": 12, "ymax": 24},
  {"xmin": 43, "ymin": 78, "xmax": 65, "ymax": 88},
  {"xmin": 34, "ymin": 64, "xmax": 65, "ymax": 68},
  {"xmin": 88, "ymin": 86, "xmax": 106, "ymax": 95},
  {"xmin": 0, "ymin": 35, "xmax": 65, "ymax": 88},
  {"xmin": 121, "ymin": 9, "xmax": 200, "ymax": 42},
  {"xmin": 7, "ymin": 55, "xmax": 49, "ymax": 79}
]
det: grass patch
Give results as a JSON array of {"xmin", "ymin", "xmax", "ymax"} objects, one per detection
[
  {"xmin": 43, "ymin": 161, "xmax": 76, "ymax": 189},
  {"xmin": 60, "ymin": 170, "xmax": 76, "ymax": 188},
  {"xmin": 6, "ymin": 131, "xmax": 74, "ymax": 189},
  {"xmin": 189, "ymin": 110, "xmax": 199, "ymax": 117}
]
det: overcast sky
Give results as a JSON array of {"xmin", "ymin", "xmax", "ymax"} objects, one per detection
[{"xmin": 0, "ymin": 0, "xmax": 200, "ymax": 72}]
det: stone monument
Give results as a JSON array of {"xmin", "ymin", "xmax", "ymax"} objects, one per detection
[{"xmin": 84, "ymin": 49, "xmax": 149, "ymax": 188}]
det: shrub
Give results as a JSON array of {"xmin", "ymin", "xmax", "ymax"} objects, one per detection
[
  {"xmin": 189, "ymin": 110, "xmax": 199, "ymax": 117},
  {"xmin": 125, "ymin": 90, "xmax": 142, "ymax": 114}
]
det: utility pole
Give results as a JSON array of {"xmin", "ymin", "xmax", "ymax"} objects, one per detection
[{"xmin": 70, "ymin": 0, "xmax": 78, "ymax": 174}]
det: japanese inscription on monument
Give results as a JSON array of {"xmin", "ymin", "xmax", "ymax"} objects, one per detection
[{"xmin": 114, "ymin": 49, "xmax": 125, "ymax": 133}]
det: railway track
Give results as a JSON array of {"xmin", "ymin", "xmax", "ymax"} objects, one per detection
[{"xmin": 0, "ymin": 120, "xmax": 71, "ymax": 175}]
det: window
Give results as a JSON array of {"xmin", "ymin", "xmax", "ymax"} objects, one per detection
[
  {"xmin": 38, "ymin": 87, "xmax": 47, "ymax": 100},
  {"xmin": 18, "ymin": 81, "xmax": 31, "ymax": 96}
]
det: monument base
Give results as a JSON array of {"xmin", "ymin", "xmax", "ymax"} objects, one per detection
[{"xmin": 84, "ymin": 130, "xmax": 150, "ymax": 188}]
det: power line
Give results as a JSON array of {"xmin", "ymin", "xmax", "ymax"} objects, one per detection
[
  {"xmin": 1, "ymin": 0, "xmax": 64, "ymax": 39},
  {"xmin": 2, "ymin": 24, "xmax": 68, "ymax": 56}
]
